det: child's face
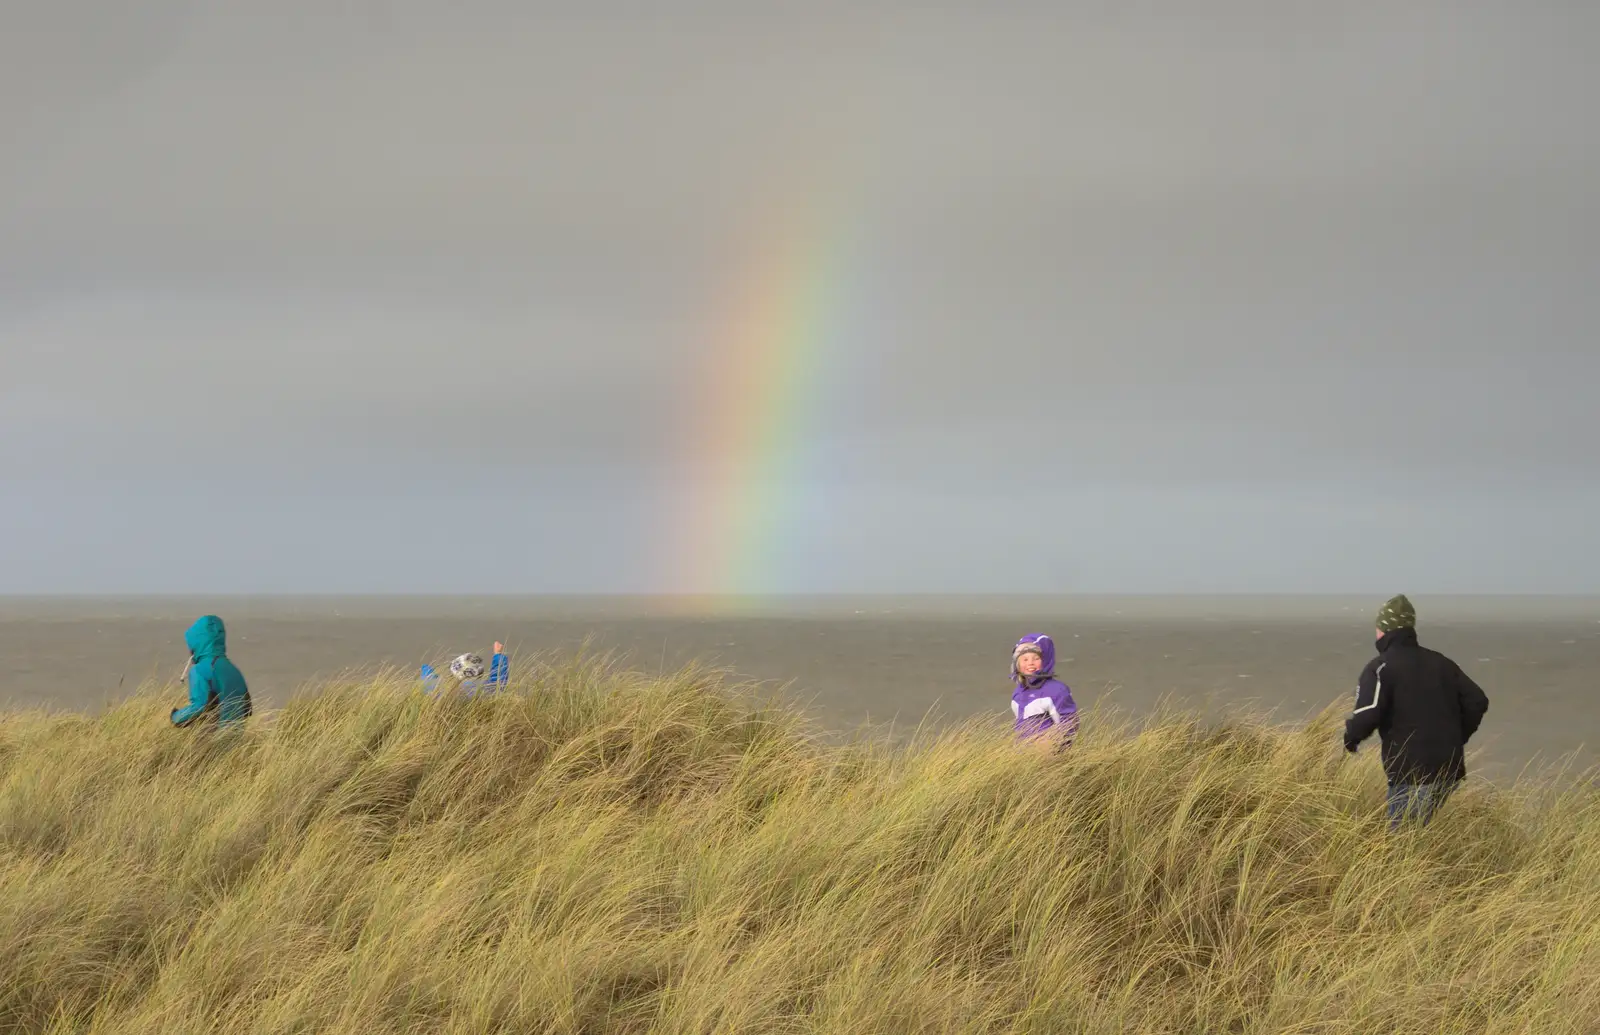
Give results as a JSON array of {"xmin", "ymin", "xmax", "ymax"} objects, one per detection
[{"xmin": 1016, "ymin": 651, "xmax": 1042, "ymax": 676}]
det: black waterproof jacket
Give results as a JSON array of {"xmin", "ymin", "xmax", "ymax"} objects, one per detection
[{"xmin": 1344, "ymin": 627, "xmax": 1490, "ymax": 785}]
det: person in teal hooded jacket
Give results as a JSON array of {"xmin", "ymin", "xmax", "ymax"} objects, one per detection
[{"xmin": 172, "ymin": 615, "xmax": 253, "ymax": 729}]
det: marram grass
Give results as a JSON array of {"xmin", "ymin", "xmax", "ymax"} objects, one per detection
[{"xmin": 0, "ymin": 654, "xmax": 1595, "ymax": 1034}]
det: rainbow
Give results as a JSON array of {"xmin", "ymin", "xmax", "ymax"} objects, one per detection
[{"xmin": 665, "ymin": 178, "xmax": 863, "ymax": 604}]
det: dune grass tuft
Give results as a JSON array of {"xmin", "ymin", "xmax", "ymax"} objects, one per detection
[{"xmin": 0, "ymin": 655, "xmax": 1595, "ymax": 1034}]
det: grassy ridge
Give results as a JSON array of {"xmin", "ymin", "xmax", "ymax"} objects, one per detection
[{"xmin": 0, "ymin": 656, "xmax": 1596, "ymax": 1034}]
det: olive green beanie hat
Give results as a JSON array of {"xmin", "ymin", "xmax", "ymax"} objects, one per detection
[{"xmin": 1376, "ymin": 594, "xmax": 1416, "ymax": 633}]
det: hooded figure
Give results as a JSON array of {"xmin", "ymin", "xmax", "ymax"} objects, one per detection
[
  {"xmin": 1010, "ymin": 633, "xmax": 1078, "ymax": 747},
  {"xmin": 172, "ymin": 615, "xmax": 253, "ymax": 729}
]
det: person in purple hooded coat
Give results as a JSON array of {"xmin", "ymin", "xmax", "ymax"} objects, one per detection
[{"xmin": 1010, "ymin": 633, "xmax": 1078, "ymax": 748}]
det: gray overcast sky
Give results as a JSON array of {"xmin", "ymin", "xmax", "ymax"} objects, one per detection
[{"xmin": 2, "ymin": 1, "xmax": 1596, "ymax": 594}]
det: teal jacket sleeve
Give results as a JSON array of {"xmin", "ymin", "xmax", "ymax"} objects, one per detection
[{"xmin": 172, "ymin": 659, "xmax": 216, "ymax": 727}]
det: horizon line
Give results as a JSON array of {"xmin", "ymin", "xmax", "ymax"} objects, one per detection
[{"xmin": 4, "ymin": 591, "xmax": 1599, "ymax": 600}]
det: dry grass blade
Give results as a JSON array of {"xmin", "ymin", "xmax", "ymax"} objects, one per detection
[{"xmin": 0, "ymin": 659, "xmax": 1594, "ymax": 1034}]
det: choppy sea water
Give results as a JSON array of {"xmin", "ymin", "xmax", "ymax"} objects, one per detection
[{"xmin": 3, "ymin": 595, "xmax": 1596, "ymax": 785}]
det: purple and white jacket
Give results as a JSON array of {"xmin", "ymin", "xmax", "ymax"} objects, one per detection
[{"xmin": 1009, "ymin": 633, "xmax": 1079, "ymax": 745}]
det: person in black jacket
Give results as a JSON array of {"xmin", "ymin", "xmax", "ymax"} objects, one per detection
[{"xmin": 1344, "ymin": 594, "xmax": 1490, "ymax": 829}]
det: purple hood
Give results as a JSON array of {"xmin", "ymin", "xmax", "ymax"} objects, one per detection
[
  {"xmin": 1009, "ymin": 633, "xmax": 1078, "ymax": 744},
  {"xmin": 1011, "ymin": 632, "xmax": 1057, "ymax": 685}
]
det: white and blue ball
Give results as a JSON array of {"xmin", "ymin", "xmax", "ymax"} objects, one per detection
[{"xmin": 449, "ymin": 653, "xmax": 486, "ymax": 680}]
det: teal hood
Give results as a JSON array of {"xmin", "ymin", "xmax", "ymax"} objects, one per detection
[{"xmin": 184, "ymin": 615, "xmax": 228, "ymax": 661}]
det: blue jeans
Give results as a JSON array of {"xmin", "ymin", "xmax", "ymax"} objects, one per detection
[{"xmin": 1386, "ymin": 780, "xmax": 1458, "ymax": 830}]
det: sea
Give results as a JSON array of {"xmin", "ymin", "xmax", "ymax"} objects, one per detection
[{"xmin": 3, "ymin": 594, "xmax": 1597, "ymax": 786}]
